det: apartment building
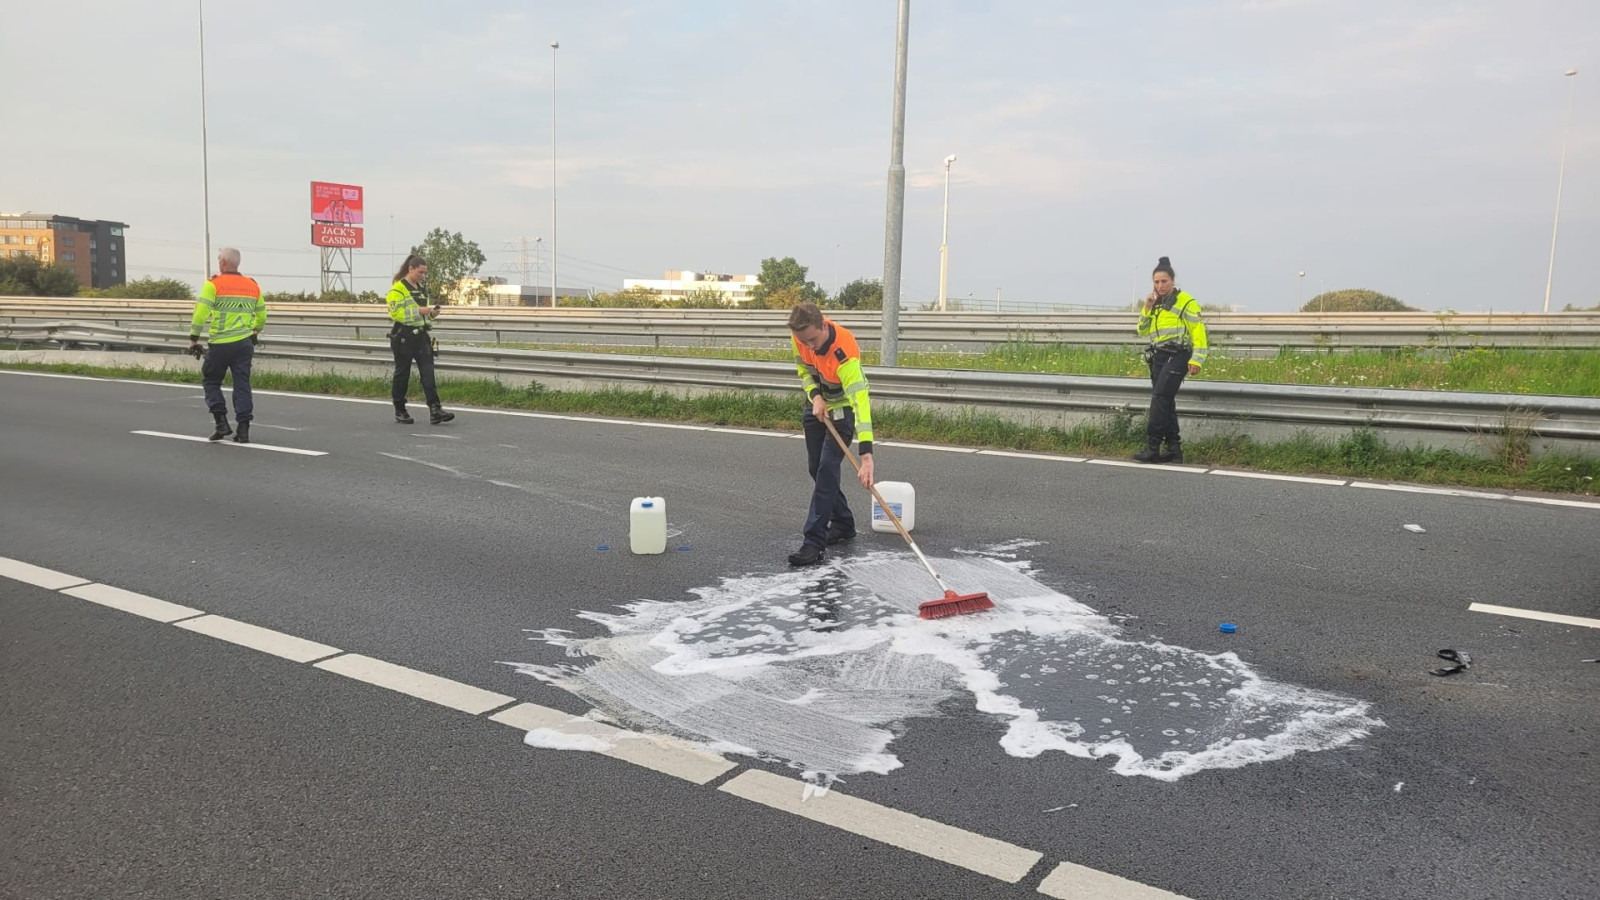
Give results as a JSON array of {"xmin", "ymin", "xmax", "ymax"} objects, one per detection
[
  {"xmin": 0, "ymin": 213, "xmax": 128, "ymax": 288},
  {"xmin": 621, "ymin": 269, "xmax": 759, "ymax": 305}
]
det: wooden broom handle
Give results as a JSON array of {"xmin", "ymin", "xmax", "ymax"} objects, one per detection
[{"xmin": 818, "ymin": 412, "xmax": 947, "ymax": 589}]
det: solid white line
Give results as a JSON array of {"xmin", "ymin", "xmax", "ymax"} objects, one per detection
[
  {"xmin": 489, "ymin": 703, "xmax": 737, "ymax": 785},
  {"xmin": 408, "ymin": 433, "xmax": 460, "ymax": 439},
  {"xmin": 1209, "ymin": 470, "xmax": 1348, "ymax": 486},
  {"xmin": 0, "ymin": 556, "xmax": 90, "ymax": 590},
  {"xmin": 59, "ymin": 583, "xmax": 203, "ymax": 623},
  {"xmin": 976, "ymin": 449, "xmax": 1090, "ymax": 462},
  {"xmin": 718, "ymin": 769, "xmax": 1042, "ymax": 883},
  {"xmin": 874, "ymin": 441, "xmax": 976, "ymax": 453},
  {"xmin": 1510, "ymin": 495, "xmax": 1600, "ymax": 510},
  {"xmin": 709, "ymin": 427, "xmax": 781, "ymax": 436},
  {"xmin": 1350, "ymin": 481, "xmax": 1509, "ymax": 500},
  {"xmin": 313, "ymin": 654, "xmax": 515, "ymax": 715},
  {"xmin": 254, "ymin": 424, "xmax": 304, "ymax": 431},
  {"xmin": 1038, "ymin": 861, "xmax": 1192, "ymax": 899},
  {"xmin": 174, "ymin": 615, "xmax": 343, "ymax": 663},
  {"xmin": 1468, "ymin": 602, "xmax": 1600, "ymax": 630},
  {"xmin": 1085, "ymin": 459, "xmax": 1149, "ymax": 469},
  {"xmin": 131, "ymin": 430, "xmax": 328, "ymax": 456}
]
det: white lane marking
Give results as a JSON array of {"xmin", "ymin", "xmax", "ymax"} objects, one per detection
[
  {"xmin": 1468, "ymin": 602, "xmax": 1600, "ymax": 630},
  {"xmin": 1085, "ymin": 459, "xmax": 1149, "ymax": 469},
  {"xmin": 0, "ymin": 556, "xmax": 90, "ymax": 590},
  {"xmin": 976, "ymin": 450, "xmax": 1090, "ymax": 462},
  {"xmin": 1510, "ymin": 495, "xmax": 1600, "ymax": 510},
  {"xmin": 1038, "ymin": 861, "xmax": 1193, "ymax": 899},
  {"xmin": 253, "ymin": 424, "xmax": 303, "ymax": 431},
  {"xmin": 718, "ymin": 769, "xmax": 1043, "ymax": 884},
  {"xmin": 378, "ymin": 452, "xmax": 469, "ymax": 476},
  {"xmin": 11, "ymin": 367, "xmax": 1597, "ymax": 512},
  {"xmin": 409, "ymin": 433, "xmax": 461, "ymax": 439},
  {"xmin": 874, "ymin": 441, "xmax": 976, "ymax": 453},
  {"xmin": 490, "ymin": 703, "xmax": 737, "ymax": 785},
  {"xmin": 131, "ymin": 430, "xmax": 328, "ymax": 457},
  {"xmin": 1350, "ymin": 482, "xmax": 1509, "ymax": 500},
  {"xmin": 313, "ymin": 654, "xmax": 516, "ymax": 715},
  {"xmin": 174, "ymin": 615, "xmax": 343, "ymax": 663},
  {"xmin": 1210, "ymin": 470, "xmax": 1348, "ymax": 486},
  {"xmin": 59, "ymin": 583, "xmax": 203, "ymax": 623}
]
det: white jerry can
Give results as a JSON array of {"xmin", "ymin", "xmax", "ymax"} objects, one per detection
[
  {"xmin": 629, "ymin": 496, "xmax": 667, "ymax": 554},
  {"xmin": 870, "ymin": 481, "xmax": 915, "ymax": 533}
]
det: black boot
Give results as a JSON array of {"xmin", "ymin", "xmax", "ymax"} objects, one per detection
[
  {"xmin": 826, "ymin": 523, "xmax": 857, "ymax": 546},
  {"xmin": 208, "ymin": 413, "xmax": 233, "ymax": 441},
  {"xmin": 787, "ymin": 544, "xmax": 826, "ymax": 567},
  {"xmin": 232, "ymin": 421, "xmax": 250, "ymax": 444},
  {"xmin": 1132, "ymin": 441, "xmax": 1163, "ymax": 463},
  {"xmin": 429, "ymin": 404, "xmax": 455, "ymax": 425},
  {"xmin": 395, "ymin": 407, "xmax": 414, "ymax": 425},
  {"xmin": 1159, "ymin": 440, "xmax": 1183, "ymax": 464}
]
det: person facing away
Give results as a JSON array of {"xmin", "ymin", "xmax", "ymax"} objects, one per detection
[
  {"xmin": 1134, "ymin": 255, "xmax": 1208, "ymax": 464},
  {"xmin": 787, "ymin": 302, "xmax": 876, "ymax": 567},
  {"xmin": 386, "ymin": 253, "xmax": 453, "ymax": 425},
  {"xmin": 188, "ymin": 246, "xmax": 266, "ymax": 443}
]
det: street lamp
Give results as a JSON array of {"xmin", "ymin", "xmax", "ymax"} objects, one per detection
[
  {"xmin": 550, "ymin": 40, "xmax": 559, "ymax": 308},
  {"xmin": 198, "ymin": 0, "xmax": 212, "ymax": 278},
  {"xmin": 1298, "ymin": 270, "xmax": 1305, "ymax": 310},
  {"xmin": 937, "ymin": 154, "xmax": 956, "ymax": 312},
  {"xmin": 1543, "ymin": 68, "xmax": 1578, "ymax": 314}
]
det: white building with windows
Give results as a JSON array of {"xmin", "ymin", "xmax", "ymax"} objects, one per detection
[{"xmin": 621, "ymin": 270, "xmax": 759, "ymax": 306}]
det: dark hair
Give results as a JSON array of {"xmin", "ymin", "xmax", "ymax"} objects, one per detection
[
  {"xmin": 1153, "ymin": 256, "xmax": 1175, "ymax": 278},
  {"xmin": 394, "ymin": 253, "xmax": 427, "ymax": 284},
  {"xmin": 787, "ymin": 302, "xmax": 825, "ymax": 331}
]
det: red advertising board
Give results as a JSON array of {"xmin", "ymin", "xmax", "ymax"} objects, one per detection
[
  {"xmin": 310, "ymin": 181, "xmax": 364, "ymax": 224},
  {"xmin": 312, "ymin": 224, "xmax": 365, "ymax": 248}
]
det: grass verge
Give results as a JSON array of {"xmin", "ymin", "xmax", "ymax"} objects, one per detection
[{"xmin": 5, "ymin": 360, "xmax": 1596, "ymax": 496}]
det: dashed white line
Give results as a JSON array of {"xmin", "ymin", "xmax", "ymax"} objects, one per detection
[
  {"xmin": 313, "ymin": 653, "xmax": 516, "ymax": 715},
  {"xmin": 1468, "ymin": 602, "xmax": 1600, "ymax": 630},
  {"xmin": 174, "ymin": 614, "xmax": 342, "ymax": 663},
  {"xmin": 131, "ymin": 430, "xmax": 328, "ymax": 456},
  {"xmin": 0, "ymin": 556, "xmax": 90, "ymax": 590},
  {"xmin": 489, "ymin": 703, "xmax": 737, "ymax": 785},
  {"xmin": 59, "ymin": 583, "xmax": 203, "ymax": 623},
  {"xmin": 1038, "ymin": 861, "xmax": 1192, "ymax": 899},
  {"xmin": 719, "ymin": 769, "xmax": 1044, "ymax": 883}
]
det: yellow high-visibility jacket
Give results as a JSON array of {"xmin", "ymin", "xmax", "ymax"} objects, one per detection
[
  {"xmin": 1137, "ymin": 290, "xmax": 1208, "ymax": 367},
  {"xmin": 190, "ymin": 272, "xmax": 265, "ymax": 344},
  {"xmin": 792, "ymin": 318, "xmax": 875, "ymax": 454}
]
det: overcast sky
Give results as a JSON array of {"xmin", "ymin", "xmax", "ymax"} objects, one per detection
[{"xmin": 4, "ymin": 1, "xmax": 1597, "ymax": 312}]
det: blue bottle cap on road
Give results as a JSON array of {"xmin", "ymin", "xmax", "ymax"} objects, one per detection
[{"xmin": 1219, "ymin": 622, "xmax": 1237, "ymax": 633}]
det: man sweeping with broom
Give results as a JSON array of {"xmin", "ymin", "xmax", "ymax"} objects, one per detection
[{"xmin": 786, "ymin": 302, "xmax": 875, "ymax": 568}]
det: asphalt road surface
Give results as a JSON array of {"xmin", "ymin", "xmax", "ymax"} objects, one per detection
[{"xmin": 3, "ymin": 369, "xmax": 1596, "ymax": 900}]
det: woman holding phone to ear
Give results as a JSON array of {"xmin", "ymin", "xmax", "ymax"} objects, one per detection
[
  {"xmin": 1134, "ymin": 256, "xmax": 1207, "ymax": 463},
  {"xmin": 386, "ymin": 253, "xmax": 454, "ymax": 425}
]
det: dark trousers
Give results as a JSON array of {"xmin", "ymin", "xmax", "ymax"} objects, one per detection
[
  {"xmin": 201, "ymin": 339, "xmax": 254, "ymax": 422},
  {"xmin": 391, "ymin": 329, "xmax": 440, "ymax": 410},
  {"xmin": 801, "ymin": 406, "xmax": 856, "ymax": 549},
  {"xmin": 1146, "ymin": 348, "xmax": 1191, "ymax": 446}
]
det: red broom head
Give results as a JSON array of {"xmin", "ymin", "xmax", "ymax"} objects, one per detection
[{"xmin": 918, "ymin": 590, "xmax": 995, "ymax": 620}]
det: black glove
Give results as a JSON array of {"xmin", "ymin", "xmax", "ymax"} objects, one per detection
[
  {"xmin": 250, "ymin": 333, "xmax": 259, "ymax": 345},
  {"xmin": 187, "ymin": 341, "xmax": 204, "ymax": 360}
]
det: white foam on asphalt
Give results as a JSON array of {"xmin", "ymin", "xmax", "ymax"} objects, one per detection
[
  {"xmin": 524, "ymin": 727, "xmax": 616, "ymax": 753},
  {"xmin": 510, "ymin": 545, "xmax": 1382, "ymax": 783}
]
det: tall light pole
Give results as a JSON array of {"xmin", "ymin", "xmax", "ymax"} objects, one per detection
[
  {"xmin": 879, "ymin": 0, "xmax": 910, "ymax": 365},
  {"xmin": 1543, "ymin": 68, "xmax": 1578, "ymax": 313},
  {"xmin": 198, "ymin": 0, "xmax": 213, "ymax": 278},
  {"xmin": 1297, "ymin": 269, "xmax": 1305, "ymax": 309},
  {"xmin": 937, "ymin": 154, "xmax": 956, "ymax": 312},
  {"xmin": 550, "ymin": 40, "xmax": 560, "ymax": 308}
]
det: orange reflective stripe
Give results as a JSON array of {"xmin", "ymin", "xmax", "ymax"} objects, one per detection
[{"xmin": 210, "ymin": 273, "xmax": 261, "ymax": 299}]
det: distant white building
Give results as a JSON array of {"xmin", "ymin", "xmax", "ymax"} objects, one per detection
[
  {"xmin": 452, "ymin": 276, "xmax": 585, "ymax": 307},
  {"xmin": 622, "ymin": 269, "xmax": 760, "ymax": 306}
]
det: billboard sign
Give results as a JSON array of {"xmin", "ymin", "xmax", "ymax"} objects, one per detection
[
  {"xmin": 310, "ymin": 181, "xmax": 364, "ymax": 224},
  {"xmin": 312, "ymin": 224, "xmax": 365, "ymax": 248}
]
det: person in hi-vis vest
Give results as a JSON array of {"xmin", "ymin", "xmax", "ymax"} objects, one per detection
[
  {"xmin": 786, "ymin": 302, "xmax": 876, "ymax": 567},
  {"xmin": 1134, "ymin": 256, "xmax": 1208, "ymax": 464},
  {"xmin": 189, "ymin": 247, "xmax": 266, "ymax": 443},
  {"xmin": 386, "ymin": 253, "xmax": 454, "ymax": 425}
]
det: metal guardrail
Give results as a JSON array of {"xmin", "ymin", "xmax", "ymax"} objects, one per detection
[
  {"xmin": 7, "ymin": 321, "xmax": 1598, "ymax": 454},
  {"xmin": 4, "ymin": 297, "xmax": 1599, "ymax": 352}
]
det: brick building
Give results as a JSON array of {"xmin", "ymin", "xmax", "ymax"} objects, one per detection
[{"xmin": 0, "ymin": 213, "xmax": 128, "ymax": 289}]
